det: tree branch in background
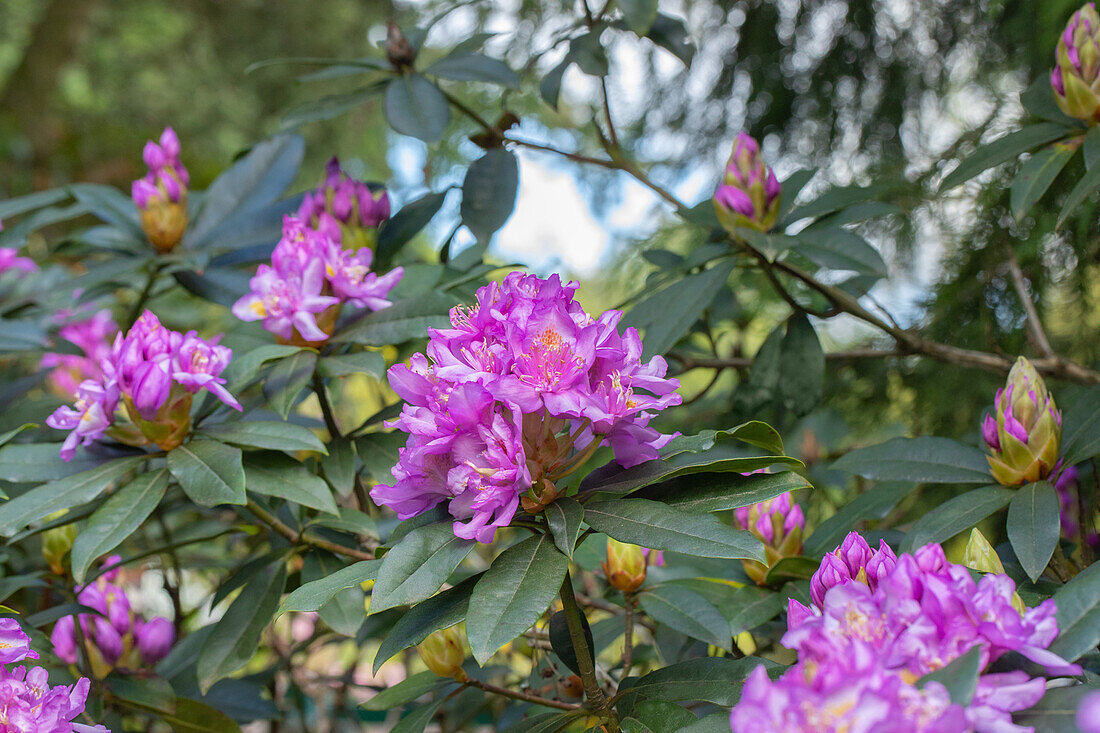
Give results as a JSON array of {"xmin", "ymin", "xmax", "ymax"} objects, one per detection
[
  {"xmin": 246, "ymin": 499, "xmax": 375, "ymax": 561},
  {"xmin": 1002, "ymin": 243, "xmax": 1056, "ymax": 358}
]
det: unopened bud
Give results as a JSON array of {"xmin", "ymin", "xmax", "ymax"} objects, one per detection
[
  {"xmin": 42, "ymin": 517, "xmax": 78, "ymax": 576},
  {"xmin": 734, "ymin": 630, "xmax": 756, "ymax": 656},
  {"xmin": 1053, "ymin": 3, "xmax": 1100, "ymax": 124},
  {"xmin": 140, "ymin": 202, "xmax": 188, "ymax": 254},
  {"xmin": 714, "ymin": 132, "xmax": 781, "ymax": 235},
  {"xmin": 984, "ymin": 357, "xmax": 1062, "ymax": 486},
  {"xmin": 416, "ymin": 626, "xmax": 467, "ymax": 681},
  {"xmin": 602, "ymin": 539, "xmax": 647, "ymax": 593}
]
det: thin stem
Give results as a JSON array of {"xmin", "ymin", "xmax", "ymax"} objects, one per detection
[
  {"xmin": 559, "ymin": 571, "xmax": 620, "ymax": 732},
  {"xmin": 462, "ymin": 677, "xmax": 580, "ymax": 711},
  {"xmin": 599, "ymin": 75, "xmax": 619, "ymax": 148},
  {"xmin": 247, "ymin": 499, "xmax": 375, "ymax": 562},
  {"xmin": 1003, "ymin": 244, "xmax": 1055, "ymax": 358},
  {"xmin": 622, "ymin": 592, "xmax": 635, "ymax": 675},
  {"xmin": 312, "ymin": 373, "xmax": 341, "ymax": 438},
  {"xmin": 88, "ymin": 528, "xmax": 238, "ymax": 585},
  {"xmin": 126, "ymin": 263, "xmax": 165, "ymax": 329},
  {"xmin": 153, "ymin": 508, "xmax": 184, "ymax": 636}
]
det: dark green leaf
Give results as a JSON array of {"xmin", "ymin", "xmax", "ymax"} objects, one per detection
[
  {"xmin": 918, "ymin": 646, "xmax": 981, "ymax": 705},
  {"xmin": 280, "ymin": 86, "xmax": 383, "ymax": 129},
  {"xmin": 569, "ymin": 32, "xmax": 609, "ymax": 76},
  {"xmin": 540, "ymin": 56, "xmax": 571, "ymax": 109},
  {"xmin": 831, "ymin": 436, "xmax": 992, "ymax": 484},
  {"xmin": 198, "ymin": 561, "xmax": 286, "ymax": 693},
  {"xmin": 1061, "ymin": 386, "xmax": 1100, "ymax": 466},
  {"xmin": 1007, "ymin": 480, "xmax": 1060, "ymax": 583},
  {"xmin": 636, "ymin": 470, "xmax": 811, "ymax": 514},
  {"xmin": 332, "ymin": 294, "xmax": 454, "ymax": 345},
  {"xmin": 938, "ymin": 122, "xmax": 1071, "ymax": 191},
  {"xmin": 620, "ymin": 657, "xmax": 777, "ymax": 707},
  {"xmin": 644, "ymin": 14, "xmax": 695, "ymax": 65},
  {"xmin": 244, "ymin": 453, "xmax": 338, "ymax": 515},
  {"xmin": 0, "ymin": 424, "xmax": 34, "ymax": 450},
  {"xmin": 1015, "ymin": 684, "xmax": 1100, "ymax": 732},
  {"xmin": 1085, "ymin": 125, "xmax": 1100, "ymax": 169},
  {"xmin": 460, "ymin": 148, "xmax": 519, "ymax": 242},
  {"xmin": 0, "ymin": 442, "xmax": 103, "ymax": 483},
  {"xmin": 147, "ymin": 698, "xmax": 242, "ymax": 733},
  {"xmin": 105, "ymin": 674, "xmax": 176, "ymax": 714},
  {"xmin": 69, "ymin": 183, "xmax": 143, "ymax": 237},
  {"xmin": 384, "ymin": 75, "xmax": 451, "ymax": 143},
  {"xmin": 198, "ymin": 421, "xmax": 326, "ymax": 454},
  {"xmin": 373, "ymin": 574, "xmax": 479, "ymax": 673},
  {"xmin": 782, "ymin": 182, "xmax": 893, "ymax": 225},
  {"xmin": 376, "ymin": 192, "xmax": 448, "ymax": 268},
  {"xmin": 1010, "ymin": 143, "xmax": 1077, "ymax": 220},
  {"xmin": 548, "ymin": 609, "xmax": 595, "ymax": 676},
  {"xmin": 0, "ymin": 321, "xmax": 49, "ymax": 352},
  {"xmin": 168, "ymin": 440, "xmax": 247, "ymax": 507},
  {"xmin": 321, "ymin": 437, "xmax": 356, "ymax": 496},
  {"xmin": 546, "ymin": 497, "xmax": 585, "ymax": 559},
  {"xmin": 763, "ymin": 556, "xmax": 820, "ymax": 584},
  {"xmin": 1021, "ymin": 75, "xmax": 1083, "ymax": 126},
  {"xmin": 262, "ymin": 351, "xmax": 317, "ymax": 419},
  {"xmin": 318, "ymin": 351, "xmax": 386, "ymax": 380},
  {"xmin": 619, "ymin": 0, "xmax": 659, "ymax": 34},
  {"xmin": 391, "ymin": 699, "xmax": 445, "ymax": 733},
  {"xmin": 0, "ymin": 455, "xmax": 145, "ymax": 536},
  {"xmin": 361, "ymin": 671, "xmax": 446, "ymax": 711},
  {"xmin": 467, "ymin": 535, "xmax": 570, "ymax": 664},
  {"xmin": 805, "ymin": 481, "xmax": 913, "ymax": 555},
  {"xmin": 279, "ymin": 559, "xmax": 380, "ymax": 615},
  {"xmin": 71, "ymin": 469, "xmax": 169, "ymax": 583},
  {"xmin": 303, "ymin": 552, "xmax": 365, "ymax": 636},
  {"xmin": 584, "ymin": 498, "xmax": 765, "ymax": 562},
  {"xmin": 640, "ymin": 585, "xmax": 730, "ymax": 650},
  {"xmin": 664, "ymin": 422, "xmax": 785, "ymax": 458},
  {"xmin": 779, "ymin": 314, "xmax": 824, "ymax": 416},
  {"xmin": 790, "ymin": 226, "xmax": 888, "ymax": 277},
  {"xmin": 679, "ymin": 711, "xmax": 736, "ymax": 733},
  {"xmin": 726, "ymin": 587, "xmax": 784, "ymax": 635},
  {"xmin": 424, "ymin": 51, "xmax": 520, "ymax": 88},
  {"xmin": 225, "ymin": 344, "xmax": 302, "ymax": 392},
  {"xmin": 902, "ymin": 486, "xmax": 1014, "ymax": 553},
  {"xmin": 0, "ymin": 188, "xmax": 68, "ymax": 219},
  {"xmin": 1058, "ymin": 149, "xmax": 1100, "ymax": 225},
  {"xmin": 1051, "ymin": 559, "xmax": 1100, "ymax": 661},
  {"xmin": 372, "ymin": 523, "xmax": 474, "ymax": 613}
]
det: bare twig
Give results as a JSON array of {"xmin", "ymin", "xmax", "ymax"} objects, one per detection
[
  {"xmin": 247, "ymin": 499, "xmax": 375, "ymax": 562},
  {"xmin": 462, "ymin": 677, "xmax": 580, "ymax": 711},
  {"xmin": 1002, "ymin": 244, "xmax": 1055, "ymax": 358}
]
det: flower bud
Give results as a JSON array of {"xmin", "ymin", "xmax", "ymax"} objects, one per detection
[
  {"xmin": 416, "ymin": 626, "xmax": 467, "ymax": 681},
  {"xmin": 42, "ymin": 519, "xmax": 78, "ymax": 576},
  {"xmin": 734, "ymin": 630, "xmax": 757, "ymax": 657},
  {"xmin": 1053, "ymin": 4, "xmax": 1100, "ymax": 124},
  {"xmin": 297, "ymin": 158, "xmax": 391, "ymax": 251},
  {"xmin": 984, "ymin": 357, "xmax": 1062, "ymax": 486},
  {"xmin": 51, "ymin": 615, "xmax": 78, "ymax": 665},
  {"xmin": 132, "ymin": 127, "xmax": 189, "ymax": 253},
  {"xmin": 602, "ymin": 539, "xmax": 648, "ymax": 593},
  {"xmin": 135, "ymin": 617, "xmax": 175, "ymax": 665},
  {"xmin": 714, "ymin": 133, "xmax": 782, "ymax": 235},
  {"xmin": 735, "ymin": 492, "xmax": 805, "ymax": 585},
  {"xmin": 809, "ymin": 532, "xmax": 897, "ymax": 608}
]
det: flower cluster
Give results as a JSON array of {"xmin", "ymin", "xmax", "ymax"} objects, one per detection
[
  {"xmin": 47, "ymin": 310, "xmax": 240, "ymax": 460},
  {"xmin": 982, "ymin": 357, "xmax": 1062, "ymax": 486},
  {"xmin": 809, "ymin": 530, "xmax": 897, "ymax": 607},
  {"xmin": 298, "ymin": 157, "xmax": 391, "ymax": 250},
  {"xmin": 0, "ymin": 617, "xmax": 108, "ymax": 732},
  {"xmin": 1053, "ymin": 3, "xmax": 1100, "ymax": 124},
  {"xmin": 41, "ymin": 308, "xmax": 118, "ymax": 398},
  {"xmin": 131, "ymin": 128, "xmax": 189, "ymax": 252},
  {"xmin": 372, "ymin": 272, "xmax": 682, "ymax": 543},
  {"xmin": 731, "ymin": 534, "xmax": 1079, "ymax": 733},
  {"xmin": 713, "ymin": 133, "xmax": 782, "ymax": 234},
  {"xmin": 0, "ymin": 219, "xmax": 37, "ymax": 275},
  {"xmin": 232, "ymin": 216, "xmax": 403, "ymax": 345},
  {"xmin": 734, "ymin": 491, "xmax": 805, "ymax": 584},
  {"xmin": 51, "ymin": 557, "xmax": 174, "ymax": 677}
]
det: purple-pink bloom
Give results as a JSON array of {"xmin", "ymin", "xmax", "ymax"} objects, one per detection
[
  {"xmin": 171, "ymin": 331, "xmax": 241, "ymax": 410},
  {"xmin": 41, "ymin": 309, "xmax": 117, "ymax": 397},
  {"xmin": 809, "ymin": 531, "xmax": 897, "ymax": 608},
  {"xmin": 45, "ymin": 379, "xmax": 119, "ymax": 462},
  {"xmin": 131, "ymin": 127, "xmax": 189, "ymax": 210},
  {"xmin": 134, "ymin": 617, "xmax": 175, "ymax": 665},
  {"xmin": 298, "ymin": 157, "xmax": 391, "ymax": 232},
  {"xmin": 0, "ymin": 620, "xmax": 35, "ymax": 666},
  {"xmin": 1078, "ymin": 690, "xmax": 1100, "ymax": 733}
]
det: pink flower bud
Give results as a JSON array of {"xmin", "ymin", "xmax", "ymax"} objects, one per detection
[{"xmin": 135, "ymin": 617, "xmax": 175, "ymax": 665}]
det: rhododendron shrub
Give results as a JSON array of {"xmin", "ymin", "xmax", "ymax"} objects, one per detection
[{"xmin": 1, "ymin": 4, "xmax": 1100, "ymax": 731}]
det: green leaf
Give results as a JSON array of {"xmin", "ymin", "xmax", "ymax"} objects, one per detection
[
  {"xmin": 626, "ymin": 700, "xmax": 697, "ymax": 732},
  {"xmin": 620, "ymin": 657, "xmax": 777, "ymax": 707},
  {"xmin": 148, "ymin": 698, "xmax": 242, "ymax": 733},
  {"xmin": 679, "ymin": 711, "xmax": 736, "ymax": 733},
  {"xmin": 1057, "ymin": 149, "xmax": 1100, "ymax": 226},
  {"xmin": 318, "ymin": 351, "xmax": 386, "ymax": 380},
  {"xmin": 1022, "ymin": 76, "xmax": 1083, "ymax": 126},
  {"xmin": 665, "ymin": 422, "xmax": 785, "ymax": 456},
  {"xmin": 0, "ymin": 455, "xmax": 145, "ymax": 536},
  {"xmin": 569, "ymin": 32, "xmax": 609, "ymax": 76},
  {"xmin": 71, "ymin": 469, "xmax": 169, "ymax": 583},
  {"xmin": 779, "ymin": 314, "xmax": 824, "ymax": 416},
  {"xmin": 384, "ymin": 75, "xmax": 451, "ymax": 143},
  {"xmin": 0, "ymin": 442, "xmax": 107, "ymax": 483},
  {"xmin": 279, "ymin": 86, "xmax": 383, "ymax": 129},
  {"xmin": 373, "ymin": 575, "xmax": 478, "ymax": 673},
  {"xmin": 376, "ymin": 192, "xmax": 448, "ymax": 268},
  {"xmin": 619, "ymin": 0, "xmax": 659, "ymax": 34},
  {"xmin": 938, "ymin": 122, "xmax": 1072, "ymax": 191},
  {"xmin": 1085, "ymin": 124, "xmax": 1100, "ymax": 169},
  {"xmin": 262, "ymin": 351, "xmax": 317, "ymax": 419},
  {"xmin": 424, "ymin": 51, "xmax": 519, "ymax": 88},
  {"xmin": 1010, "ymin": 143, "xmax": 1077, "ymax": 220},
  {"xmin": 460, "ymin": 148, "xmax": 519, "ymax": 242},
  {"xmin": 902, "ymin": 486, "xmax": 1014, "ymax": 553},
  {"xmin": 333, "ymin": 293, "xmax": 453, "ymax": 345},
  {"xmin": 279, "ymin": 559, "xmax": 380, "ymax": 615},
  {"xmin": 372, "ymin": 523, "xmax": 474, "ymax": 613},
  {"xmin": 726, "ymin": 587, "xmax": 784, "ymax": 635},
  {"xmin": 244, "ymin": 453, "xmax": 338, "ymax": 515},
  {"xmin": 198, "ymin": 421, "xmax": 326, "ymax": 454},
  {"xmin": 0, "ymin": 424, "xmax": 34, "ymax": 450},
  {"xmin": 312, "ymin": 506, "xmax": 377, "ymax": 538},
  {"xmin": 69, "ymin": 183, "xmax": 143, "ymax": 237},
  {"xmin": 1061, "ymin": 386, "xmax": 1100, "ymax": 465},
  {"xmin": 1013, "ymin": 684, "xmax": 1100, "ymax": 731},
  {"xmin": 104, "ymin": 673, "xmax": 176, "ymax": 714},
  {"xmin": 303, "ymin": 552, "xmax": 365, "ymax": 636},
  {"xmin": 361, "ymin": 671, "xmax": 446, "ymax": 712},
  {"xmin": 763, "ymin": 556, "xmax": 820, "ymax": 584},
  {"xmin": 467, "ymin": 535, "xmax": 570, "ymax": 664},
  {"xmin": 805, "ymin": 481, "xmax": 913, "ymax": 556},
  {"xmin": 391, "ymin": 699, "xmax": 446, "ymax": 733},
  {"xmin": 583, "ymin": 498, "xmax": 765, "ymax": 562},
  {"xmin": 636, "ymin": 471, "xmax": 811, "ymax": 514},
  {"xmin": 1007, "ymin": 480, "xmax": 1060, "ymax": 583},
  {"xmin": 644, "ymin": 13, "xmax": 694, "ymax": 66},
  {"xmin": 321, "ymin": 437, "xmax": 356, "ymax": 496},
  {"xmin": 790, "ymin": 226, "xmax": 888, "ymax": 278},
  {"xmin": 621, "ymin": 261, "xmax": 735, "ymax": 359},
  {"xmin": 546, "ymin": 497, "xmax": 585, "ymax": 559},
  {"xmin": 540, "ymin": 56, "xmax": 571, "ymax": 109},
  {"xmin": 917, "ymin": 646, "xmax": 982, "ymax": 705},
  {"xmin": 168, "ymin": 440, "xmax": 247, "ymax": 507},
  {"xmin": 640, "ymin": 585, "xmax": 730, "ymax": 650},
  {"xmin": 1050, "ymin": 559, "xmax": 1100, "ymax": 661},
  {"xmin": 225, "ymin": 344, "xmax": 302, "ymax": 392},
  {"xmin": 831, "ymin": 436, "xmax": 992, "ymax": 484},
  {"xmin": 548, "ymin": 609, "xmax": 595, "ymax": 676},
  {"xmin": 198, "ymin": 561, "xmax": 286, "ymax": 693},
  {"xmin": 0, "ymin": 188, "xmax": 68, "ymax": 220}
]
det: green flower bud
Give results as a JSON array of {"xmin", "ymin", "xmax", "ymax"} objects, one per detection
[
  {"xmin": 416, "ymin": 626, "xmax": 468, "ymax": 681},
  {"xmin": 602, "ymin": 539, "xmax": 647, "ymax": 593},
  {"xmin": 983, "ymin": 357, "xmax": 1062, "ymax": 486},
  {"xmin": 1052, "ymin": 4, "xmax": 1100, "ymax": 124}
]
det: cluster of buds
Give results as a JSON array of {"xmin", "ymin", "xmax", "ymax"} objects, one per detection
[
  {"xmin": 1053, "ymin": 3, "xmax": 1100, "ymax": 124},
  {"xmin": 298, "ymin": 157, "xmax": 391, "ymax": 251},
  {"xmin": 0, "ymin": 219, "xmax": 37, "ymax": 275},
  {"xmin": 601, "ymin": 540, "xmax": 664, "ymax": 593},
  {"xmin": 40, "ymin": 307, "xmax": 117, "ymax": 398},
  {"xmin": 51, "ymin": 557, "xmax": 174, "ymax": 678},
  {"xmin": 47, "ymin": 310, "xmax": 241, "ymax": 460},
  {"xmin": 131, "ymin": 128, "xmax": 189, "ymax": 253},
  {"xmin": 233, "ymin": 216, "xmax": 403, "ymax": 345},
  {"xmin": 982, "ymin": 357, "xmax": 1062, "ymax": 486},
  {"xmin": 734, "ymin": 491, "xmax": 804, "ymax": 584},
  {"xmin": 809, "ymin": 530, "xmax": 897, "ymax": 607},
  {"xmin": 416, "ymin": 626, "xmax": 468, "ymax": 681},
  {"xmin": 713, "ymin": 133, "xmax": 781, "ymax": 235}
]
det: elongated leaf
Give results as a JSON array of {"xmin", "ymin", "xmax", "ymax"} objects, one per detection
[
  {"xmin": 938, "ymin": 122, "xmax": 1071, "ymax": 191},
  {"xmin": 763, "ymin": 555, "xmax": 820, "ymax": 583},
  {"xmin": 1061, "ymin": 386, "xmax": 1100, "ymax": 465},
  {"xmin": 619, "ymin": 0, "xmax": 659, "ymax": 34},
  {"xmin": 148, "ymin": 698, "xmax": 242, "ymax": 733},
  {"xmin": 391, "ymin": 699, "xmax": 445, "ymax": 733},
  {"xmin": 262, "ymin": 351, "xmax": 317, "ymax": 419},
  {"xmin": 640, "ymin": 585, "xmax": 730, "ymax": 650},
  {"xmin": 225, "ymin": 344, "xmax": 302, "ymax": 392},
  {"xmin": 71, "ymin": 469, "xmax": 169, "ymax": 583},
  {"xmin": 361, "ymin": 671, "xmax": 445, "ymax": 712},
  {"xmin": 902, "ymin": 487, "xmax": 1014, "ymax": 553},
  {"xmin": 318, "ymin": 351, "xmax": 386, "ymax": 380},
  {"xmin": 546, "ymin": 497, "xmax": 585, "ymax": 559},
  {"xmin": 168, "ymin": 441, "xmax": 246, "ymax": 507},
  {"xmin": 782, "ymin": 182, "xmax": 894, "ymax": 225},
  {"xmin": 384, "ymin": 75, "xmax": 451, "ymax": 143},
  {"xmin": 917, "ymin": 646, "xmax": 981, "ymax": 705},
  {"xmin": 198, "ymin": 561, "xmax": 286, "ymax": 693},
  {"xmin": 1050, "ymin": 559, "xmax": 1100, "ymax": 661},
  {"xmin": 425, "ymin": 51, "xmax": 519, "ymax": 88},
  {"xmin": 1007, "ymin": 481, "xmax": 1060, "ymax": 583},
  {"xmin": 664, "ymin": 422, "xmax": 785, "ymax": 456},
  {"xmin": 726, "ymin": 587, "xmax": 784, "ymax": 635},
  {"xmin": 780, "ymin": 313, "xmax": 825, "ymax": 415},
  {"xmin": 244, "ymin": 453, "xmax": 338, "ymax": 515},
  {"xmin": 790, "ymin": 226, "xmax": 888, "ymax": 277},
  {"xmin": 540, "ymin": 55, "xmax": 571, "ymax": 109},
  {"xmin": 805, "ymin": 481, "xmax": 913, "ymax": 555},
  {"xmin": 0, "ymin": 442, "xmax": 104, "ymax": 483},
  {"xmin": 0, "ymin": 188, "xmax": 68, "ymax": 219},
  {"xmin": 467, "ymin": 535, "xmax": 569, "ymax": 664},
  {"xmin": 1010, "ymin": 143, "xmax": 1077, "ymax": 220},
  {"xmin": 1057, "ymin": 150, "xmax": 1100, "ymax": 225},
  {"xmin": 373, "ymin": 574, "xmax": 479, "ymax": 673},
  {"xmin": 636, "ymin": 471, "xmax": 810, "ymax": 514},
  {"xmin": 279, "ymin": 559, "xmax": 380, "ymax": 615},
  {"xmin": 321, "ymin": 437, "xmax": 356, "ymax": 496},
  {"xmin": 548, "ymin": 609, "xmax": 595, "ymax": 676},
  {"xmin": 376, "ymin": 192, "xmax": 448, "ymax": 268},
  {"xmin": 584, "ymin": 498, "xmax": 764, "ymax": 562},
  {"xmin": 303, "ymin": 552, "xmax": 365, "ymax": 636},
  {"xmin": 461, "ymin": 148, "xmax": 519, "ymax": 242},
  {"xmin": 1013, "ymin": 684, "xmax": 1100, "ymax": 732},
  {"xmin": 1086, "ymin": 125, "xmax": 1100, "ymax": 169},
  {"xmin": 280, "ymin": 86, "xmax": 383, "ymax": 129},
  {"xmin": 832, "ymin": 436, "xmax": 992, "ymax": 484},
  {"xmin": 69, "ymin": 183, "xmax": 143, "ymax": 236},
  {"xmin": 0, "ymin": 455, "xmax": 145, "ymax": 536},
  {"xmin": 619, "ymin": 657, "xmax": 778, "ymax": 707},
  {"xmin": 372, "ymin": 523, "xmax": 474, "ymax": 613},
  {"xmin": 332, "ymin": 294, "xmax": 453, "ymax": 345},
  {"xmin": 198, "ymin": 421, "xmax": 326, "ymax": 454}
]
